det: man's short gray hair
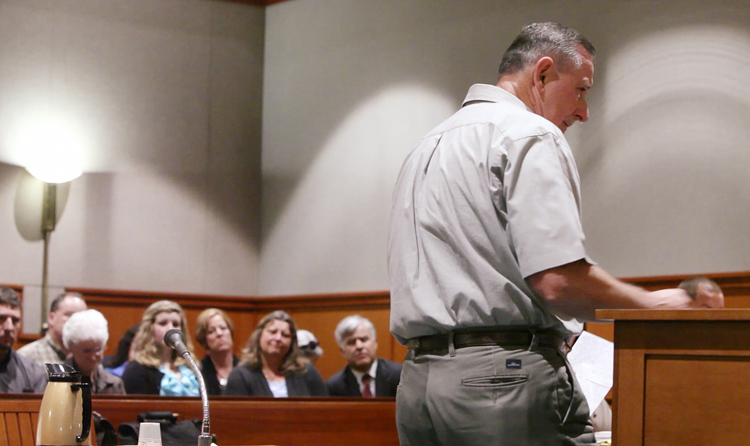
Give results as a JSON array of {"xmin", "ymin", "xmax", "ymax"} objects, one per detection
[
  {"xmin": 678, "ymin": 276, "xmax": 722, "ymax": 299},
  {"xmin": 334, "ymin": 315, "xmax": 376, "ymax": 347},
  {"xmin": 62, "ymin": 309, "xmax": 109, "ymax": 349},
  {"xmin": 0, "ymin": 287, "xmax": 21, "ymax": 309},
  {"xmin": 498, "ymin": 22, "xmax": 596, "ymax": 77}
]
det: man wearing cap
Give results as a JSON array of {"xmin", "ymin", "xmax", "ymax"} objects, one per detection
[
  {"xmin": 297, "ymin": 329, "xmax": 324, "ymax": 365},
  {"xmin": 326, "ymin": 315, "xmax": 401, "ymax": 397},
  {"xmin": 0, "ymin": 286, "xmax": 48, "ymax": 393}
]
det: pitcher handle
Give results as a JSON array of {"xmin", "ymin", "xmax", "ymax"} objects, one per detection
[{"xmin": 72, "ymin": 379, "xmax": 92, "ymax": 443}]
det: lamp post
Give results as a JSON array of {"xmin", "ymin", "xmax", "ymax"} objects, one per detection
[
  {"xmin": 25, "ymin": 168, "xmax": 81, "ymax": 326},
  {"xmin": 40, "ymin": 182, "xmax": 57, "ymax": 323}
]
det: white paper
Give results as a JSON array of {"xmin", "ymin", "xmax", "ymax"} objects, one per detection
[{"xmin": 567, "ymin": 330, "xmax": 614, "ymax": 416}]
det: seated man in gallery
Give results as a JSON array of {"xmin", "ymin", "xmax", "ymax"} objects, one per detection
[
  {"xmin": 18, "ymin": 291, "xmax": 87, "ymax": 365},
  {"xmin": 678, "ymin": 276, "xmax": 724, "ymax": 308},
  {"xmin": 0, "ymin": 286, "xmax": 47, "ymax": 393},
  {"xmin": 326, "ymin": 315, "xmax": 401, "ymax": 397}
]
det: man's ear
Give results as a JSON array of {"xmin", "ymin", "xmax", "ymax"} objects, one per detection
[{"xmin": 533, "ymin": 56, "xmax": 555, "ymax": 89}]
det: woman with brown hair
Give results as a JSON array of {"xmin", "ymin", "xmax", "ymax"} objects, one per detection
[
  {"xmin": 122, "ymin": 300, "xmax": 200, "ymax": 396},
  {"xmin": 194, "ymin": 308, "xmax": 239, "ymax": 395},
  {"xmin": 224, "ymin": 310, "xmax": 328, "ymax": 397}
]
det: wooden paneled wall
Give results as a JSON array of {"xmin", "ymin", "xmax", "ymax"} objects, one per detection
[{"xmin": 7, "ymin": 270, "xmax": 750, "ymax": 381}]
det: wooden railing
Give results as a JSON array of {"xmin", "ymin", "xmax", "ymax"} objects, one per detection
[{"xmin": 0, "ymin": 394, "xmax": 399, "ymax": 446}]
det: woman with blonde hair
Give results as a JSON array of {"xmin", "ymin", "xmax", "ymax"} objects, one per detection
[
  {"xmin": 122, "ymin": 300, "xmax": 199, "ymax": 396},
  {"xmin": 194, "ymin": 308, "xmax": 239, "ymax": 395},
  {"xmin": 224, "ymin": 310, "xmax": 327, "ymax": 397}
]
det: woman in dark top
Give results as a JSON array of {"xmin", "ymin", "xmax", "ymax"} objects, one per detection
[
  {"xmin": 122, "ymin": 300, "xmax": 200, "ymax": 396},
  {"xmin": 224, "ymin": 310, "xmax": 328, "ymax": 397},
  {"xmin": 194, "ymin": 308, "xmax": 239, "ymax": 395}
]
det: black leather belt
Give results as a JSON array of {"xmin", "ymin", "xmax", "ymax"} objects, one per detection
[{"xmin": 407, "ymin": 329, "xmax": 565, "ymax": 354}]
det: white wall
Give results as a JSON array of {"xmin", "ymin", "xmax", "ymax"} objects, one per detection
[
  {"xmin": 259, "ymin": 0, "xmax": 750, "ymax": 295},
  {"xmin": 0, "ymin": 0, "xmax": 264, "ymax": 296},
  {"xmin": 1, "ymin": 0, "xmax": 747, "ymax": 299}
]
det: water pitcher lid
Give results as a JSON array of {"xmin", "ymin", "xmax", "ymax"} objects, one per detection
[{"xmin": 45, "ymin": 363, "xmax": 82, "ymax": 382}]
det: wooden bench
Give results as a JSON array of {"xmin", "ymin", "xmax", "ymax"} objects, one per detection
[
  {"xmin": 0, "ymin": 394, "xmax": 399, "ymax": 446},
  {"xmin": 0, "ymin": 396, "xmax": 39, "ymax": 446}
]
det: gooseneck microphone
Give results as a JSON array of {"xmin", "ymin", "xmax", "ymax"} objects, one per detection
[
  {"xmin": 164, "ymin": 329, "xmax": 213, "ymax": 446},
  {"xmin": 164, "ymin": 328, "xmax": 190, "ymax": 357}
]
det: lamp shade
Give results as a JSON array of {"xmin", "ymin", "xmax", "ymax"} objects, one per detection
[{"xmin": 14, "ymin": 170, "xmax": 71, "ymax": 241}]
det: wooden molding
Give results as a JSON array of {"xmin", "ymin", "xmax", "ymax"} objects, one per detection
[
  {"xmin": 621, "ymin": 270, "xmax": 750, "ymax": 295},
  {"xmin": 66, "ymin": 286, "xmax": 391, "ymax": 310}
]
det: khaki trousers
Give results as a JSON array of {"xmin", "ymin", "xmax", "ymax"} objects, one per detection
[{"xmin": 396, "ymin": 342, "xmax": 595, "ymax": 446}]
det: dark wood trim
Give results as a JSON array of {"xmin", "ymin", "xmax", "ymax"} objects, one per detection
[
  {"xmin": 1, "ymin": 284, "xmax": 24, "ymax": 293},
  {"xmin": 622, "ymin": 270, "xmax": 750, "ymax": 295},
  {"xmin": 65, "ymin": 286, "xmax": 391, "ymax": 310}
]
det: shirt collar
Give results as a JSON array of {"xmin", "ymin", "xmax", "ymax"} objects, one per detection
[
  {"xmin": 351, "ymin": 359, "xmax": 378, "ymax": 384},
  {"xmin": 462, "ymin": 83, "xmax": 531, "ymax": 112},
  {"xmin": 45, "ymin": 333, "xmax": 66, "ymax": 356}
]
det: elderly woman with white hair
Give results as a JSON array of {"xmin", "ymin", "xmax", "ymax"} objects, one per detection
[{"xmin": 62, "ymin": 309, "xmax": 126, "ymax": 394}]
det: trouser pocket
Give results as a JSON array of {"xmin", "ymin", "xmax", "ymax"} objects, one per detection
[{"xmin": 462, "ymin": 373, "xmax": 528, "ymax": 387}]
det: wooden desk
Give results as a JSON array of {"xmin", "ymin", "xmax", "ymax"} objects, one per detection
[{"xmin": 596, "ymin": 309, "xmax": 750, "ymax": 446}]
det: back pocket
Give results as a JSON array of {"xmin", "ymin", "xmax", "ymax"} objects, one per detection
[{"xmin": 462, "ymin": 374, "xmax": 528, "ymax": 388}]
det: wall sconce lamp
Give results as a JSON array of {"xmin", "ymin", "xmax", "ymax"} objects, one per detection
[
  {"xmin": 17, "ymin": 166, "xmax": 81, "ymax": 326},
  {"xmin": 10, "ymin": 113, "xmax": 86, "ymax": 331}
]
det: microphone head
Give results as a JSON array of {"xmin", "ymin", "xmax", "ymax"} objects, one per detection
[{"xmin": 164, "ymin": 328, "xmax": 186, "ymax": 350}]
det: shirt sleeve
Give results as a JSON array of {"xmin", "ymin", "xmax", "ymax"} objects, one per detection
[{"xmin": 504, "ymin": 131, "xmax": 588, "ymax": 278}]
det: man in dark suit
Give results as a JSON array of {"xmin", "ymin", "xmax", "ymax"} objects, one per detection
[{"xmin": 326, "ymin": 315, "xmax": 401, "ymax": 397}]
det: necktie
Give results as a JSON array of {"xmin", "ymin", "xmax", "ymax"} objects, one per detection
[{"xmin": 361, "ymin": 374, "xmax": 373, "ymax": 398}]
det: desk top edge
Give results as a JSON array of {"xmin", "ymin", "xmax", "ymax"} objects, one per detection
[{"xmin": 595, "ymin": 308, "xmax": 750, "ymax": 321}]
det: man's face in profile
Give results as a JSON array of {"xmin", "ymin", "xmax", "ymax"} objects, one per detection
[
  {"xmin": 693, "ymin": 283, "xmax": 724, "ymax": 308},
  {"xmin": 48, "ymin": 295, "xmax": 87, "ymax": 340}
]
